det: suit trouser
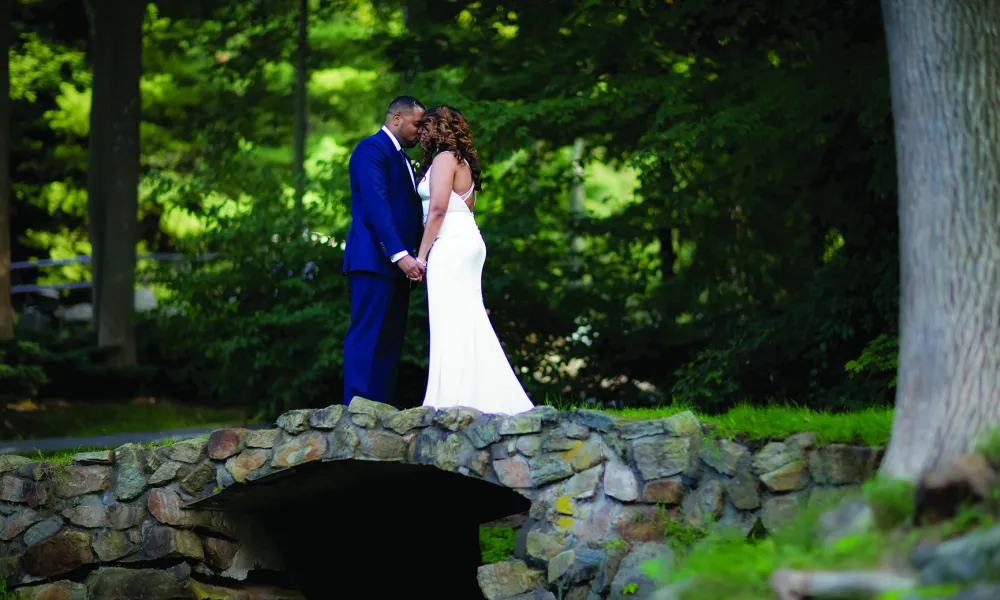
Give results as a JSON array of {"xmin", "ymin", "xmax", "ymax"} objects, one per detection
[{"xmin": 342, "ymin": 272, "xmax": 411, "ymax": 408}]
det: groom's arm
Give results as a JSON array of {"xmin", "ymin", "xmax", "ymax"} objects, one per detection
[{"xmin": 351, "ymin": 142, "xmax": 406, "ymax": 260}]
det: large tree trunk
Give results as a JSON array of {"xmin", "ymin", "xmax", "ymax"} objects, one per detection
[
  {"xmin": 0, "ymin": 0, "xmax": 12, "ymax": 341},
  {"xmin": 85, "ymin": 0, "xmax": 147, "ymax": 366},
  {"xmin": 292, "ymin": 0, "xmax": 308, "ymax": 231},
  {"xmin": 879, "ymin": 0, "xmax": 1000, "ymax": 481}
]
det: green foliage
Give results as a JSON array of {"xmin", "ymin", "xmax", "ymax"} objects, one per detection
[
  {"xmin": 976, "ymin": 428, "xmax": 1000, "ymax": 467},
  {"xmin": 147, "ymin": 148, "xmax": 360, "ymax": 419},
  {"xmin": 9, "ymin": 0, "xmax": 906, "ymax": 414},
  {"xmin": 385, "ymin": 0, "xmax": 899, "ymax": 410},
  {"xmin": 0, "ymin": 330, "xmax": 161, "ymax": 403},
  {"xmin": 845, "ymin": 334, "xmax": 899, "ymax": 389},
  {"xmin": 647, "ymin": 496, "xmax": 892, "ymax": 600},
  {"xmin": 662, "ymin": 514, "xmax": 707, "ymax": 559},
  {"xmin": 0, "ymin": 341, "xmax": 50, "ymax": 400},
  {"xmin": 479, "ymin": 527, "xmax": 517, "ymax": 564},
  {"xmin": 648, "ymin": 474, "xmax": 1000, "ymax": 600},
  {"xmin": 864, "ymin": 477, "xmax": 917, "ymax": 530}
]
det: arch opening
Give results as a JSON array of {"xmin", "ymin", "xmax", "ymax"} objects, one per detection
[{"xmin": 194, "ymin": 460, "xmax": 532, "ymax": 598}]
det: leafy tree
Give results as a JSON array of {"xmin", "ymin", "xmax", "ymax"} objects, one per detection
[{"xmin": 377, "ymin": 0, "xmax": 899, "ymax": 409}]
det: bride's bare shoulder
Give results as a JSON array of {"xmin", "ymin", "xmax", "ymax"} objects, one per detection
[{"xmin": 432, "ymin": 151, "xmax": 459, "ymax": 168}]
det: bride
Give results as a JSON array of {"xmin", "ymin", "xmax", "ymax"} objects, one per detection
[{"xmin": 413, "ymin": 106, "xmax": 535, "ymax": 416}]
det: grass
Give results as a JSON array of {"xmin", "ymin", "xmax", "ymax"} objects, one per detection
[
  {"xmin": 646, "ymin": 484, "xmax": 989, "ymax": 600},
  {"xmin": 0, "ymin": 399, "xmax": 257, "ymax": 441},
  {"xmin": 480, "ymin": 526, "xmax": 518, "ymax": 563},
  {"xmin": 642, "ymin": 429, "xmax": 1000, "ymax": 600},
  {"xmin": 21, "ymin": 437, "xmax": 187, "ymax": 465},
  {"xmin": 587, "ymin": 401, "xmax": 894, "ymax": 447}
]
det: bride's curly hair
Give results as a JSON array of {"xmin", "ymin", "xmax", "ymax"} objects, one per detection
[{"xmin": 416, "ymin": 105, "xmax": 483, "ymax": 192}]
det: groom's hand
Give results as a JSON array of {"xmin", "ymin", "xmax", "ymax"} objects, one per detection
[{"xmin": 397, "ymin": 255, "xmax": 424, "ymax": 281}]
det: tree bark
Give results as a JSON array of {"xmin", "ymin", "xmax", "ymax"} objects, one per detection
[
  {"xmin": 85, "ymin": 0, "xmax": 147, "ymax": 366},
  {"xmin": 879, "ymin": 0, "xmax": 1000, "ymax": 480},
  {"xmin": 292, "ymin": 0, "xmax": 308, "ymax": 231},
  {"xmin": 0, "ymin": 0, "xmax": 12, "ymax": 341}
]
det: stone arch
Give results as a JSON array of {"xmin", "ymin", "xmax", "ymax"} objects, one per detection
[{"xmin": 0, "ymin": 397, "xmax": 883, "ymax": 600}]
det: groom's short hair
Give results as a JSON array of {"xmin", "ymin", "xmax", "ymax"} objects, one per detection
[{"xmin": 387, "ymin": 96, "xmax": 424, "ymax": 116}]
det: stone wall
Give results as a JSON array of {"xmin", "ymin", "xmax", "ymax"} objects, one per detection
[{"xmin": 0, "ymin": 398, "xmax": 882, "ymax": 599}]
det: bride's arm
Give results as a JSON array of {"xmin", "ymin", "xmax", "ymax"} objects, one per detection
[{"xmin": 416, "ymin": 152, "xmax": 458, "ymax": 266}]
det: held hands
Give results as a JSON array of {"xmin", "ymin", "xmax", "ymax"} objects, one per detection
[{"xmin": 398, "ymin": 255, "xmax": 425, "ymax": 282}]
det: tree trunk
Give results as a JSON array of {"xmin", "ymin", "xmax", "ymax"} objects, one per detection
[
  {"xmin": 292, "ymin": 0, "xmax": 308, "ymax": 231},
  {"xmin": 0, "ymin": 0, "xmax": 12, "ymax": 341},
  {"xmin": 85, "ymin": 0, "xmax": 147, "ymax": 366},
  {"xmin": 879, "ymin": 0, "xmax": 1000, "ymax": 481}
]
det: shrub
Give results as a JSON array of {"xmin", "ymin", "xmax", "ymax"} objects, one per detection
[
  {"xmin": 0, "ymin": 340, "xmax": 50, "ymax": 400},
  {"xmin": 147, "ymin": 156, "xmax": 428, "ymax": 419}
]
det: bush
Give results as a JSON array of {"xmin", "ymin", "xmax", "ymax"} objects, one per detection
[
  {"xmin": 147, "ymin": 152, "xmax": 429, "ymax": 420},
  {"xmin": 0, "ymin": 340, "xmax": 50, "ymax": 400},
  {"xmin": 0, "ymin": 332, "xmax": 160, "ymax": 402},
  {"xmin": 844, "ymin": 334, "xmax": 898, "ymax": 389},
  {"xmin": 151, "ymin": 217, "xmax": 350, "ymax": 418},
  {"xmin": 670, "ymin": 251, "xmax": 898, "ymax": 413}
]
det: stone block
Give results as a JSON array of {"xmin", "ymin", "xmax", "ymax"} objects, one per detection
[
  {"xmin": 168, "ymin": 439, "xmax": 207, "ymax": 463},
  {"xmin": 245, "ymin": 429, "xmax": 282, "ymax": 449},
  {"xmin": 699, "ymin": 438, "xmax": 749, "ymax": 476},
  {"xmin": 224, "ymin": 450, "xmax": 269, "ymax": 484},
  {"xmin": 23, "ymin": 531, "xmax": 93, "ymax": 577},
  {"xmin": 477, "ymin": 560, "xmax": 545, "ymax": 600},
  {"xmin": 113, "ymin": 444, "xmax": 148, "ymax": 501},
  {"xmin": 148, "ymin": 488, "xmax": 210, "ymax": 528},
  {"xmin": 760, "ymin": 461, "xmax": 811, "ymax": 492},
  {"xmin": 207, "ymin": 428, "xmax": 247, "ymax": 460},
  {"xmin": 24, "ymin": 517, "xmax": 62, "ymax": 547},
  {"xmin": 92, "ymin": 530, "xmax": 138, "ymax": 562},
  {"xmin": 276, "ymin": 410, "xmax": 312, "ymax": 434},
  {"xmin": 271, "ymin": 431, "xmax": 327, "ymax": 468},
  {"xmin": 53, "ymin": 465, "xmax": 112, "ymax": 498},
  {"xmin": 632, "ymin": 436, "xmax": 696, "ymax": 480},
  {"xmin": 604, "ymin": 462, "xmax": 639, "ymax": 502},
  {"xmin": 74, "ymin": 450, "xmax": 114, "ymax": 465}
]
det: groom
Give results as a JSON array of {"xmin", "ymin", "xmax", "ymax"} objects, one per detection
[{"xmin": 342, "ymin": 96, "xmax": 426, "ymax": 409}]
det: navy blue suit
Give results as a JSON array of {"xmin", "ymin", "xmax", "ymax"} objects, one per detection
[{"xmin": 342, "ymin": 129, "xmax": 423, "ymax": 408}]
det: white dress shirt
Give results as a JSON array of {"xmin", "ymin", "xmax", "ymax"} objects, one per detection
[{"xmin": 381, "ymin": 125, "xmax": 416, "ymax": 264}]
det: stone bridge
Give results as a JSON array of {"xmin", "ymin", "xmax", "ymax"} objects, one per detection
[{"xmin": 0, "ymin": 398, "xmax": 882, "ymax": 600}]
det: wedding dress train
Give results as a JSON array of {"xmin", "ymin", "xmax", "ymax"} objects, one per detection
[{"xmin": 417, "ymin": 161, "xmax": 534, "ymax": 415}]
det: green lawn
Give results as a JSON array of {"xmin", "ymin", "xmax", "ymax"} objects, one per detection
[
  {"xmin": 590, "ymin": 402, "xmax": 893, "ymax": 447},
  {"xmin": 0, "ymin": 400, "xmax": 256, "ymax": 442}
]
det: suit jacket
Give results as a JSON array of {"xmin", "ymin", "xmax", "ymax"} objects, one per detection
[{"xmin": 342, "ymin": 129, "xmax": 423, "ymax": 279}]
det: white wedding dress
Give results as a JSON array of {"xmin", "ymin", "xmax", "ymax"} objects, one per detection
[{"xmin": 417, "ymin": 158, "xmax": 535, "ymax": 415}]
